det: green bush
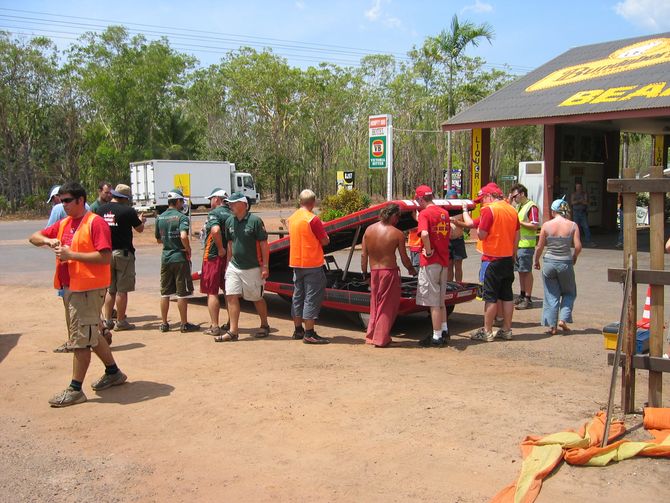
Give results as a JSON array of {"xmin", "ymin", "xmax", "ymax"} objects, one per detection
[{"xmin": 319, "ymin": 189, "xmax": 370, "ymax": 222}]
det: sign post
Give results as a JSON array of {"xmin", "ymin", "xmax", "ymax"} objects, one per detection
[{"xmin": 369, "ymin": 114, "xmax": 393, "ymax": 200}]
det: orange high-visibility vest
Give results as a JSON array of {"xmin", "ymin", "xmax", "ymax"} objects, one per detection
[
  {"xmin": 479, "ymin": 200, "xmax": 518, "ymax": 258},
  {"xmin": 407, "ymin": 230, "xmax": 422, "ymax": 252},
  {"xmin": 288, "ymin": 207, "xmax": 324, "ymax": 268},
  {"xmin": 54, "ymin": 211, "xmax": 111, "ymax": 291}
]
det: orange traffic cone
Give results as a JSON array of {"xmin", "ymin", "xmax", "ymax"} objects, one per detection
[{"xmin": 637, "ymin": 286, "xmax": 651, "ymax": 329}]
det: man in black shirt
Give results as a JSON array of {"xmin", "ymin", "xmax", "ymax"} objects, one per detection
[{"xmin": 96, "ymin": 184, "xmax": 145, "ymax": 331}]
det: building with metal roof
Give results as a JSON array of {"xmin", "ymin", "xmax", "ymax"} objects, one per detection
[{"xmin": 442, "ymin": 32, "xmax": 670, "ymax": 230}]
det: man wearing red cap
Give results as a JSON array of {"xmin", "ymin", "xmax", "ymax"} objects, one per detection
[
  {"xmin": 414, "ymin": 185, "xmax": 451, "ymax": 347},
  {"xmin": 462, "ymin": 183, "xmax": 519, "ymax": 342}
]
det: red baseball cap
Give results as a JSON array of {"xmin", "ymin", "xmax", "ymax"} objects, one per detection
[
  {"xmin": 474, "ymin": 182, "xmax": 503, "ymax": 203},
  {"xmin": 415, "ymin": 185, "xmax": 433, "ymax": 198}
]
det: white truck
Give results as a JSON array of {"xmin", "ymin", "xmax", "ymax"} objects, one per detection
[{"xmin": 129, "ymin": 159, "xmax": 258, "ymax": 213}]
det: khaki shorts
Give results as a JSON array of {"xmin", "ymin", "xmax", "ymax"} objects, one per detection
[
  {"xmin": 225, "ymin": 263, "xmax": 264, "ymax": 302},
  {"xmin": 64, "ymin": 288, "xmax": 106, "ymax": 349},
  {"xmin": 416, "ymin": 263, "xmax": 448, "ymax": 307},
  {"xmin": 109, "ymin": 250, "xmax": 136, "ymax": 294},
  {"xmin": 160, "ymin": 261, "xmax": 194, "ymax": 298}
]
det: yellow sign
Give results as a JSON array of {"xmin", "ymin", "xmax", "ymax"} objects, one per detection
[
  {"xmin": 558, "ymin": 81, "xmax": 670, "ymax": 106},
  {"xmin": 173, "ymin": 173, "xmax": 191, "ymax": 197},
  {"xmin": 471, "ymin": 128, "xmax": 482, "ymax": 218},
  {"xmin": 654, "ymin": 135, "xmax": 665, "ymax": 167},
  {"xmin": 527, "ymin": 38, "xmax": 670, "ymax": 92}
]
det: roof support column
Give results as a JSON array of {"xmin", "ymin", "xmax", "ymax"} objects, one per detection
[
  {"xmin": 469, "ymin": 128, "xmax": 490, "ymax": 200},
  {"xmin": 543, "ymin": 125, "xmax": 557, "ymax": 219}
]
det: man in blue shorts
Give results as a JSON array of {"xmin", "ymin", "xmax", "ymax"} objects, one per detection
[{"xmin": 509, "ymin": 184, "xmax": 540, "ymax": 310}]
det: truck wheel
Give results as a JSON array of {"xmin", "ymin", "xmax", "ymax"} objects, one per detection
[{"xmin": 356, "ymin": 312, "xmax": 370, "ymax": 330}]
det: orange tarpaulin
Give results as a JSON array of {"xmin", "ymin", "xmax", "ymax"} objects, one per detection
[{"xmin": 491, "ymin": 409, "xmax": 670, "ymax": 503}]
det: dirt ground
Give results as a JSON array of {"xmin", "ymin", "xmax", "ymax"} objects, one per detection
[{"xmin": 0, "ymin": 214, "xmax": 669, "ymax": 502}]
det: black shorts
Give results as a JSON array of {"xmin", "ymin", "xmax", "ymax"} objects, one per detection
[
  {"xmin": 449, "ymin": 237, "xmax": 467, "ymax": 261},
  {"xmin": 480, "ymin": 257, "xmax": 514, "ymax": 303}
]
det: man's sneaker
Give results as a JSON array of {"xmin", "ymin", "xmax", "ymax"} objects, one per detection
[
  {"xmin": 514, "ymin": 296, "xmax": 524, "ymax": 305},
  {"xmin": 114, "ymin": 319, "xmax": 135, "ymax": 331},
  {"xmin": 303, "ymin": 333, "xmax": 329, "ymax": 344},
  {"xmin": 103, "ymin": 319, "xmax": 115, "ymax": 330},
  {"xmin": 495, "ymin": 328, "xmax": 513, "ymax": 340},
  {"xmin": 471, "ymin": 327, "xmax": 495, "ymax": 342},
  {"xmin": 180, "ymin": 322, "xmax": 199, "ymax": 333},
  {"xmin": 204, "ymin": 326, "xmax": 221, "ymax": 336},
  {"xmin": 515, "ymin": 297, "xmax": 532, "ymax": 310},
  {"xmin": 159, "ymin": 323, "xmax": 170, "ymax": 333},
  {"xmin": 292, "ymin": 328, "xmax": 305, "ymax": 340},
  {"xmin": 419, "ymin": 335, "xmax": 443, "ymax": 347},
  {"xmin": 49, "ymin": 387, "xmax": 87, "ymax": 407},
  {"xmin": 91, "ymin": 371, "xmax": 127, "ymax": 391}
]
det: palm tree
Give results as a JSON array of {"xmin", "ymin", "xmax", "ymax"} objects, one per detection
[{"xmin": 424, "ymin": 15, "xmax": 494, "ymax": 191}]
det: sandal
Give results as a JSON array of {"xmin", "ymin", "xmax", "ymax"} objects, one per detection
[
  {"xmin": 214, "ymin": 331, "xmax": 239, "ymax": 342},
  {"xmin": 254, "ymin": 325, "xmax": 270, "ymax": 338},
  {"xmin": 53, "ymin": 342, "xmax": 72, "ymax": 353}
]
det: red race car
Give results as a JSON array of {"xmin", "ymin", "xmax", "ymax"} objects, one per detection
[{"xmin": 265, "ymin": 198, "xmax": 479, "ymax": 328}]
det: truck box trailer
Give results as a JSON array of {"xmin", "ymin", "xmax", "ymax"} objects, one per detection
[{"xmin": 130, "ymin": 159, "xmax": 258, "ymax": 212}]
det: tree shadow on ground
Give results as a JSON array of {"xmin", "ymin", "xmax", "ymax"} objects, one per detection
[
  {"xmin": 89, "ymin": 380, "xmax": 174, "ymax": 405},
  {"xmin": 0, "ymin": 333, "xmax": 20, "ymax": 364}
]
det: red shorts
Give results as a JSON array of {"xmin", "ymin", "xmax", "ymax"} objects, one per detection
[{"xmin": 200, "ymin": 256, "xmax": 226, "ymax": 295}]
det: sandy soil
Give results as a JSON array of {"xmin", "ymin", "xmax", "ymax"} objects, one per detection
[{"xmin": 0, "ymin": 215, "xmax": 668, "ymax": 502}]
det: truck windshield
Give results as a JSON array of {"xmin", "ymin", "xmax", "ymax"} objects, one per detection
[{"xmin": 242, "ymin": 176, "xmax": 254, "ymax": 189}]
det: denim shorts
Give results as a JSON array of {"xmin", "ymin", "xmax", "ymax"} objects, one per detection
[{"xmin": 514, "ymin": 248, "xmax": 535, "ymax": 273}]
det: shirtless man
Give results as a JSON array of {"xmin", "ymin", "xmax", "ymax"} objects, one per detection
[{"xmin": 361, "ymin": 204, "xmax": 417, "ymax": 347}]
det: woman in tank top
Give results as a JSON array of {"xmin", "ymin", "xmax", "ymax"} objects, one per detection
[{"xmin": 533, "ymin": 198, "xmax": 582, "ymax": 335}]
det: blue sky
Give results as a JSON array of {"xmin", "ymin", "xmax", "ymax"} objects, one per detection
[{"xmin": 1, "ymin": 0, "xmax": 669, "ymax": 74}]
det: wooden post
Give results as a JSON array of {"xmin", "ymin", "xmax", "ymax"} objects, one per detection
[
  {"xmin": 621, "ymin": 167, "xmax": 637, "ymax": 412},
  {"xmin": 648, "ymin": 164, "xmax": 664, "ymax": 406}
]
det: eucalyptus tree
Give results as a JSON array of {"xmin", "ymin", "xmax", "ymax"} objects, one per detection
[
  {"xmin": 66, "ymin": 26, "xmax": 196, "ymax": 184},
  {"xmin": 421, "ymin": 15, "xmax": 494, "ymax": 187},
  {"xmin": 0, "ymin": 33, "xmax": 61, "ymax": 209}
]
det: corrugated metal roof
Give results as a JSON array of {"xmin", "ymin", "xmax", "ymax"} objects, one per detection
[{"xmin": 443, "ymin": 32, "xmax": 670, "ymax": 130}]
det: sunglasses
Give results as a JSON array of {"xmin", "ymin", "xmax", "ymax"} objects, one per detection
[{"xmin": 60, "ymin": 196, "xmax": 79, "ymax": 204}]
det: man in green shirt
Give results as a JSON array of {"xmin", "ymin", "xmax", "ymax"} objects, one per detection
[
  {"xmin": 155, "ymin": 188, "xmax": 198, "ymax": 333},
  {"xmin": 201, "ymin": 188, "xmax": 232, "ymax": 336},
  {"xmin": 215, "ymin": 192, "xmax": 270, "ymax": 342},
  {"xmin": 89, "ymin": 181, "xmax": 113, "ymax": 213}
]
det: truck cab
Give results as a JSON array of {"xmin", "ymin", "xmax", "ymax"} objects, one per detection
[{"xmin": 233, "ymin": 172, "xmax": 259, "ymax": 205}]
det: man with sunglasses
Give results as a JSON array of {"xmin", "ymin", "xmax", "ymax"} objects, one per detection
[{"xmin": 30, "ymin": 182, "xmax": 127, "ymax": 407}]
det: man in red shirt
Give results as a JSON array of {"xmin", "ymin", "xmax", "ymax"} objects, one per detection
[
  {"xmin": 29, "ymin": 182, "xmax": 127, "ymax": 407},
  {"xmin": 462, "ymin": 183, "xmax": 520, "ymax": 342},
  {"xmin": 414, "ymin": 185, "xmax": 451, "ymax": 347}
]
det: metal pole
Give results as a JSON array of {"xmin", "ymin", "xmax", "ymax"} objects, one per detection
[
  {"xmin": 342, "ymin": 226, "xmax": 362, "ymax": 282},
  {"xmin": 603, "ymin": 253, "xmax": 633, "ymax": 447},
  {"xmin": 387, "ymin": 124, "xmax": 393, "ymax": 201}
]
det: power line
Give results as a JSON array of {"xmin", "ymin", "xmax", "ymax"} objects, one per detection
[{"xmin": 0, "ymin": 7, "xmax": 531, "ymax": 74}]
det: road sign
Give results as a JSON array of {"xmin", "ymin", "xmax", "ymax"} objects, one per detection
[
  {"xmin": 369, "ymin": 115, "xmax": 391, "ymax": 170},
  {"xmin": 500, "ymin": 175, "xmax": 518, "ymax": 181}
]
